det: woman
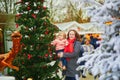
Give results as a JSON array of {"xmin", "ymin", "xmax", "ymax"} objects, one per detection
[{"xmin": 58, "ymin": 29, "xmax": 82, "ymax": 80}]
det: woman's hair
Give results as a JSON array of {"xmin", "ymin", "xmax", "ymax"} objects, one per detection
[{"xmin": 67, "ymin": 29, "xmax": 80, "ymax": 41}]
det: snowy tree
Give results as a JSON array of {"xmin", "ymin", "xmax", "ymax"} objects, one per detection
[{"xmin": 77, "ymin": 0, "xmax": 120, "ymax": 80}]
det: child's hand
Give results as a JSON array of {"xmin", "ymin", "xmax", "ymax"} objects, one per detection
[{"xmin": 57, "ymin": 52, "xmax": 63, "ymax": 57}]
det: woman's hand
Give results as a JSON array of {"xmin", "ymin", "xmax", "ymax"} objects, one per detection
[{"xmin": 57, "ymin": 52, "xmax": 63, "ymax": 57}]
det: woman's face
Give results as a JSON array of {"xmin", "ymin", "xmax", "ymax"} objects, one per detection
[{"xmin": 69, "ymin": 31, "xmax": 75, "ymax": 39}]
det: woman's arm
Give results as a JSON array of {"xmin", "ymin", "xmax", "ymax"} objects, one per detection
[{"xmin": 63, "ymin": 41, "xmax": 81, "ymax": 58}]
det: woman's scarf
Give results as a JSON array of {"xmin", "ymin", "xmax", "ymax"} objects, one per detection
[{"xmin": 64, "ymin": 38, "xmax": 76, "ymax": 61}]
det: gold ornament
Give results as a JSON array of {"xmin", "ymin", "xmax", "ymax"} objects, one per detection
[{"xmin": 27, "ymin": 78, "xmax": 33, "ymax": 80}]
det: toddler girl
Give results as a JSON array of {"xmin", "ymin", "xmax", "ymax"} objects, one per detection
[{"xmin": 51, "ymin": 31, "xmax": 68, "ymax": 70}]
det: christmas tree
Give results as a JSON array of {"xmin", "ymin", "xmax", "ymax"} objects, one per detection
[
  {"xmin": 77, "ymin": 0, "xmax": 120, "ymax": 80},
  {"xmin": 8, "ymin": 0, "xmax": 60, "ymax": 80}
]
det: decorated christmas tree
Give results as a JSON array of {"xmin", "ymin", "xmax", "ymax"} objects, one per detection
[
  {"xmin": 8, "ymin": 0, "xmax": 60, "ymax": 80},
  {"xmin": 77, "ymin": 0, "xmax": 120, "ymax": 80}
]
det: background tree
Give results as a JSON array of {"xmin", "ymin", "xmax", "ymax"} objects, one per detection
[
  {"xmin": 0, "ymin": 0, "xmax": 18, "ymax": 57},
  {"xmin": 77, "ymin": 0, "xmax": 120, "ymax": 80},
  {"xmin": 0, "ymin": 0, "xmax": 18, "ymax": 29},
  {"xmin": 8, "ymin": 0, "xmax": 61, "ymax": 80},
  {"xmin": 0, "ymin": 0, "xmax": 18, "ymax": 47},
  {"xmin": 0, "ymin": 0, "xmax": 18, "ymax": 14},
  {"xmin": 45, "ymin": 0, "xmax": 90, "ymax": 23}
]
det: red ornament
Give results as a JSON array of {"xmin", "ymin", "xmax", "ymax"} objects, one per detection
[
  {"xmin": 16, "ymin": 24, "xmax": 19, "ymax": 28},
  {"xmin": 43, "ymin": 6, "xmax": 47, "ymax": 10},
  {"xmin": 32, "ymin": 14, "xmax": 36, "ymax": 19},
  {"xmin": 27, "ymin": 6, "xmax": 30, "ymax": 10},
  {"xmin": 45, "ymin": 54, "xmax": 48, "ymax": 57},
  {"xmin": 45, "ymin": 28, "xmax": 49, "ymax": 34},
  {"xmin": 45, "ymin": 30, "xmax": 49, "ymax": 34},
  {"xmin": 28, "ymin": 54, "xmax": 32, "ymax": 59}
]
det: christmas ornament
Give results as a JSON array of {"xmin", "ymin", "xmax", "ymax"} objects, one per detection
[
  {"xmin": 32, "ymin": 14, "xmax": 36, "ymax": 19},
  {"xmin": 45, "ymin": 54, "xmax": 48, "ymax": 58},
  {"xmin": 45, "ymin": 30, "xmax": 49, "ymax": 34},
  {"xmin": 27, "ymin": 6, "xmax": 31, "ymax": 10},
  {"xmin": 16, "ymin": 24, "xmax": 19, "ymax": 28},
  {"xmin": 28, "ymin": 54, "xmax": 32, "ymax": 59},
  {"xmin": 27, "ymin": 78, "xmax": 33, "ymax": 80}
]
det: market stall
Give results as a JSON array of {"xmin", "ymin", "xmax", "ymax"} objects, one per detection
[{"xmin": 55, "ymin": 21, "xmax": 104, "ymax": 34}]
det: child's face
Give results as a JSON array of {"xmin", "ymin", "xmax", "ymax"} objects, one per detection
[{"xmin": 58, "ymin": 34, "xmax": 64, "ymax": 40}]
